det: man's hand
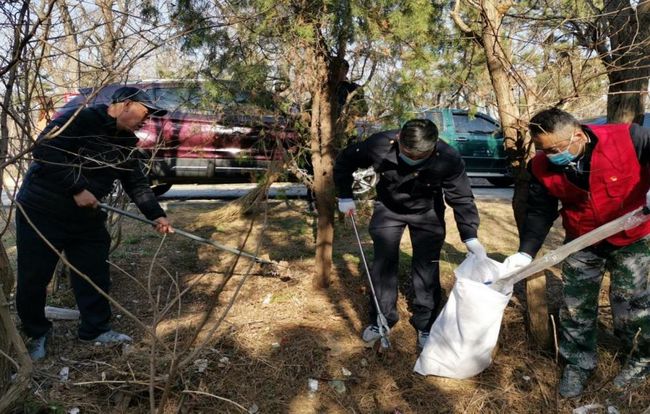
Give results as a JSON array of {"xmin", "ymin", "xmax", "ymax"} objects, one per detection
[
  {"xmin": 153, "ymin": 217, "xmax": 174, "ymax": 234},
  {"xmin": 503, "ymin": 252, "xmax": 533, "ymax": 272},
  {"xmin": 73, "ymin": 190, "xmax": 98, "ymax": 208},
  {"xmin": 338, "ymin": 198, "xmax": 356, "ymax": 216},
  {"xmin": 464, "ymin": 238, "xmax": 487, "ymax": 260}
]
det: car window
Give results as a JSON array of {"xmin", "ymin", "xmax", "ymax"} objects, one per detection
[
  {"xmin": 151, "ymin": 83, "xmax": 276, "ymax": 115},
  {"xmin": 414, "ymin": 110, "xmax": 445, "ymax": 132},
  {"xmin": 151, "ymin": 86, "xmax": 210, "ymax": 114},
  {"xmin": 453, "ymin": 114, "xmax": 498, "ymax": 134}
]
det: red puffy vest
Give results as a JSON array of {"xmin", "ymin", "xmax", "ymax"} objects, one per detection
[{"xmin": 531, "ymin": 124, "xmax": 650, "ymax": 246}]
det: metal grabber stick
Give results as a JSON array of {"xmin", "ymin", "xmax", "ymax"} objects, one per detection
[
  {"xmin": 98, "ymin": 203, "xmax": 277, "ymax": 267},
  {"xmin": 349, "ymin": 212, "xmax": 391, "ymax": 349}
]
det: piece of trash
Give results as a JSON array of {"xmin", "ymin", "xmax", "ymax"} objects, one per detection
[
  {"xmin": 522, "ymin": 375, "xmax": 531, "ymax": 381},
  {"xmin": 122, "ymin": 343, "xmax": 132, "ymax": 354},
  {"xmin": 59, "ymin": 366, "xmax": 69, "ymax": 382},
  {"xmin": 607, "ymin": 407, "xmax": 620, "ymax": 414},
  {"xmin": 271, "ymin": 342, "xmax": 280, "ymax": 349},
  {"xmin": 101, "ymin": 371, "xmax": 106, "ymax": 381},
  {"xmin": 115, "ymin": 314, "xmax": 122, "ymax": 319},
  {"xmin": 94, "ymin": 341, "xmax": 102, "ymax": 346},
  {"xmin": 262, "ymin": 293, "xmax": 272, "ymax": 305},
  {"xmin": 193, "ymin": 358, "xmax": 209, "ymax": 373},
  {"xmin": 360, "ymin": 358, "xmax": 368, "ymax": 367},
  {"xmin": 307, "ymin": 378, "xmax": 319, "ymax": 395},
  {"xmin": 573, "ymin": 404, "xmax": 604, "ymax": 414},
  {"xmin": 329, "ymin": 380, "xmax": 346, "ymax": 394},
  {"xmin": 68, "ymin": 408, "xmax": 80, "ymax": 414},
  {"xmin": 248, "ymin": 403, "xmax": 259, "ymax": 413},
  {"xmin": 44, "ymin": 306, "xmax": 80, "ymax": 321},
  {"xmin": 218, "ymin": 357, "xmax": 230, "ymax": 367},
  {"xmin": 341, "ymin": 367, "xmax": 352, "ymax": 377}
]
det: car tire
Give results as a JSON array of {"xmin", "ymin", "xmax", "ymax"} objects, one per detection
[
  {"xmin": 486, "ymin": 177, "xmax": 514, "ymax": 187},
  {"xmin": 151, "ymin": 183, "xmax": 172, "ymax": 196}
]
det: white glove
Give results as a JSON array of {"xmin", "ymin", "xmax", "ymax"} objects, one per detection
[
  {"xmin": 338, "ymin": 198, "xmax": 356, "ymax": 216},
  {"xmin": 503, "ymin": 252, "xmax": 533, "ymax": 272},
  {"xmin": 646, "ymin": 188, "xmax": 650, "ymax": 210},
  {"xmin": 464, "ymin": 238, "xmax": 487, "ymax": 260}
]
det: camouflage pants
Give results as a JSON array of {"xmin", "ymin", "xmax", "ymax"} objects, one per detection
[{"xmin": 559, "ymin": 236, "xmax": 650, "ymax": 371}]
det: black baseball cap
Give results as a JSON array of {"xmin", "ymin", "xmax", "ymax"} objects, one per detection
[{"xmin": 111, "ymin": 86, "xmax": 168, "ymax": 116}]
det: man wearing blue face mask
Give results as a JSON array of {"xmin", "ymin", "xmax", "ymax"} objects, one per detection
[
  {"xmin": 334, "ymin": 118, "xmax": 483, "ymax": 350},
  {"xmin": 504, "ymin": 107, "xmax": 650, "ymax": 398}
]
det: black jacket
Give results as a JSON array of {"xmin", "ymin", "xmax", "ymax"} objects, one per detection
[
  {"xmin": 519, "ymin": 123, "xmax": 650, "ymax": 256},
  {"xmin": 18, "ymin": 104, "xmax": 165, "ymax": 222},
  {"xmin": 334, "ymin": 131, "xmax": 479, "ymax": 241}
]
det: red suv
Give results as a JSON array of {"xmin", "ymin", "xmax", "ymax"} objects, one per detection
[{"xmin": 57, "ymin": 80, "xmax": 298, "ymax": 195}]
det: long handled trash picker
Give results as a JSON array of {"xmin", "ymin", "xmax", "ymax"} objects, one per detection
[
  {"xmin": 98, "ymin": 203, "xmax": 284, "ymax": 275},
  {"xmin": 349, "ymin": 213, "xmax": 391, "ymax": 350}
]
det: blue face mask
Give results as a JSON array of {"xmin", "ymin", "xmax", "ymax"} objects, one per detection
[
  {"xmin": 547, "ymin": 150, "xmax": 577, "ymax": 166},
  {"xmin": 399, "ymin": 152, "xmax": 427, "ymax": 166},
  {"xmin": 545, "ymin": 132, "xmax": 584, "ymax": 166}
]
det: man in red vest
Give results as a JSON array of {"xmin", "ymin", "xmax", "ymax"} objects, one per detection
[{"xmin": 504, "ymin": 108, "xmax": 650, "ymax": 398}]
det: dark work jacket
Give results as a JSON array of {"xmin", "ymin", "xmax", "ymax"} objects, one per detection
[
  {"xmin": 519, "ymin": 123, "xmax": 650, "ymax": 257},
  {"xmin": 334, "ymin": 130, "xmax": 479, "ymax": 241},
  {"xmin": 17, "ymin": 104, "xmax": 165, "ymax": 222}
]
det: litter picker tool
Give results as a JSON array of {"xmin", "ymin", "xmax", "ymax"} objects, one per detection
[
  {"xmin": 98, "ymin": 203, "xmax": 283, "ymax": 273},
  {"xmin": 490, "ymin": 206, "xmax": 650, "ymax": 292},
  {"xmin": 349, "ymin": 213, "xmax": 391, "ymax": 349}
]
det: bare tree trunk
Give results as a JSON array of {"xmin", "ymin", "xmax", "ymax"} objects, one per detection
[
  {"xmin": 58, "ymin": 0, "xmax": 82, "ymax": 87},
  {"xmin": 452, "ymin": 0, "xmax": 531, "ymax": 229},
  {"xmin": 0, "ymin": 245, "xmax": 14, "ymax": 397},
  {"xmin": 310, "ymin": 53, "xmax": 336, "ymax": 289},
  {"xmin": 603, "ymin": 0, "xmax": 650, "ymax": 124},
  {"xmin": 479, "ymin": 2, "xmax": 526, "ymax": 229},
  {"xmin": 452, "ymin": 0, "xmax": 548, "ymax": 345}
]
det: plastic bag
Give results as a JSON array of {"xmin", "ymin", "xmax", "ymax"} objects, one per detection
[{"xmin": 413, "ymin": 254, "xmax": 511, "ymax": 379}]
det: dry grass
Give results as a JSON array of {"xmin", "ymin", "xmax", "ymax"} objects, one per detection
[{"xmin": 3, "ymin": 198, "xmax": 649, "ymax": 413}]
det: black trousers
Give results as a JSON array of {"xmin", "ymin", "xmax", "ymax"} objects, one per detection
[
  {"xmin": 368, "ymin": 201, "xmax": 445, "ymax": 332},
  {"xmin": 15, "ymin": 206, "xmax": 112, "ymax": 340}
]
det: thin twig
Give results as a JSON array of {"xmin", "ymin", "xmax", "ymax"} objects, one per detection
[{"xmin": 181, "ymin": 390, "xmax": 248, "ymax": 412}]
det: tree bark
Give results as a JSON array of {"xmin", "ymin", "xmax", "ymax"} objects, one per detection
[
  {"xmin": 0, "ymin": 243, "xmax": 15, "ymax": 398},
  {"xmin": 471, "ymin": 0, "xmax": 534, "ymax": 230},
  {"xmin": 603, "ymin": 0, "xmax": 650, "ymax": 124},
  {"xmin": 452, "ymin": 0, "xmax": 549, "ymax": 346},
  {"xmin": 310, "ymin": 53, "xmax": 336, "ymax": 289}
]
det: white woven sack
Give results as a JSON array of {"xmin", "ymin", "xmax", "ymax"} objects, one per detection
[{"xmin": 414, "ymin": 255, "xmax": 511, "ymax": 379}]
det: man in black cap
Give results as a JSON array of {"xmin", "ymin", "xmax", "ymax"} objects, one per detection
[{"xmin": 16, "ymin": 86, "xmax": 173, "ymax": 360}]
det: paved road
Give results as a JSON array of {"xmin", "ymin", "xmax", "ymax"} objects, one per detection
[
  {"xmin": 158, "ymin": 178, "xmax": 513, "ymax": 201},
  {"xmin": 1, "ymin": 179, "xmax": 513, "ymax": 206}
]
